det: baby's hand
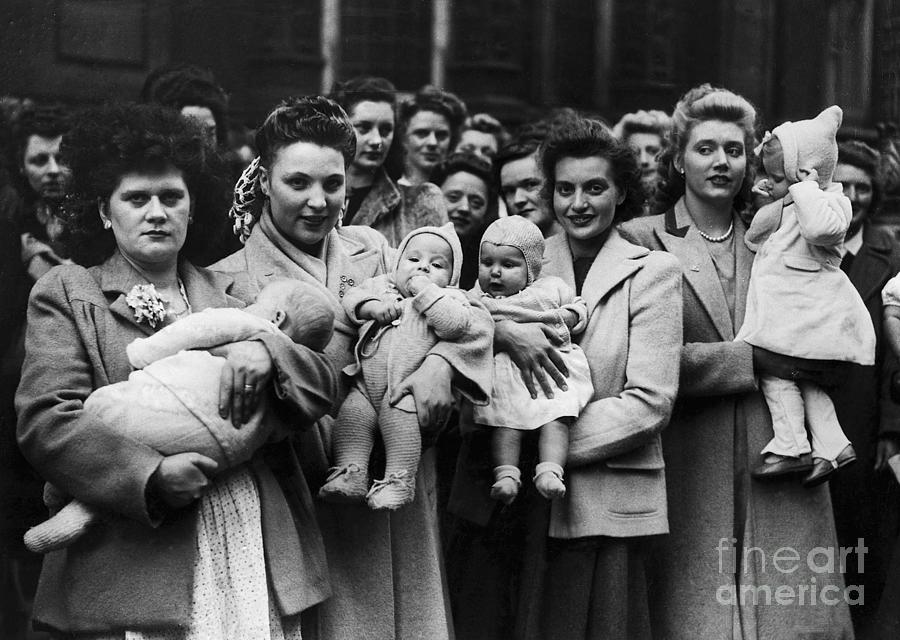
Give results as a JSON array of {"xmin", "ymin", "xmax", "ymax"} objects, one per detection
[
  {"xmin": 752, "ymin": 178, "xmax": 773, "ymax": 198},
  {"xmin": 797, "ymin": 166, "xmax": 819, "ymax": 183},
  {"xmin": 406, "ymin": 274, "xmax": 434, "ymax": 297},
  {"xmin": 359, "ymin": 299, "xmax": 403, "ymax": 324}
]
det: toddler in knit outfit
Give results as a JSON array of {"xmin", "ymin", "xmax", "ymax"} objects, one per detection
[
  {"xmin": 319, "ymin": 222, "xmax": 490, "ymax": 510},
  {"xmin": 737, "ymin": 105, "xmax": 875, "ymax": 486},
  {"xmin": 474, "ymin": 216, "xmax": 594, "ymax": 503},
  {"xmin": 23, "ymin": 279, "xmax": 334, "ymax": 553}
]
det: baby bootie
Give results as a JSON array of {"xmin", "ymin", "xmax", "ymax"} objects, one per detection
[
  {"xmin": 318, "ymin": 463, "xmax": 370, "ymax": 503},
  {"xmin": 366, "ymin": 470, "xmax": 415, "ymax": 510},
  {"xmin": 24, "ymin": 500, "xmax": 95, "ymax": 554},
  {"xmin": 534, "ymin": 462, "xmax": 566, "ymax": 500},
  {"xmin": 490, "ymin": 465, "xmax": 522, "ymax": 505}
]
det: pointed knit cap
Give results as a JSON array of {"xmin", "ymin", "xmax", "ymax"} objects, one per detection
[
  {"xmin": 395, "ymin": 222, "xmax": 463, "ymax": 287},
  {"xmin": 771, "ymin": 105, "xmax": 843, "ymax": 188},
  {"xmin": 479, "ymin": 216, "xmax": 545, "ymax": 285}
]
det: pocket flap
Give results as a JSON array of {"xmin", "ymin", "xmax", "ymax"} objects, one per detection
[
  {"xmin": 782, "ymin": 254, "xmax": 821, "ymax": 272},
  {"xmin": 605, "ymin": 439, "xmax": 665, "ymax": 470}
]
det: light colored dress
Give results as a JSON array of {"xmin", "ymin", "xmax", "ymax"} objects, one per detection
[{"xmin": 473, "ymin": 275, "xmax": 594, "ymax": 430}]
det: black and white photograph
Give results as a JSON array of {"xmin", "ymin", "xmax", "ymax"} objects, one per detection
[{"xmin": 1, "ymin": 1, "xmax": 900, "ymax": 639}]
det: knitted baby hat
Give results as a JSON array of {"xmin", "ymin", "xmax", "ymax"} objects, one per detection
[
  {"xmin": 479, "ymin": 216, "xmax": 545, "ymax": 285},
  {"xmin": 395, "ymin": 222, "xmax": 464, "ymax": 287},
  {"xmin": 770, "ymin": 105, "xmax": 843, "ymax": 188}
]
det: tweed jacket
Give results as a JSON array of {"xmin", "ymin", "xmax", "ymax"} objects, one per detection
[
  {"xmin": 542, "ymin": 230, "xmax": 682, "ymax": 538},
  {"xmin": 15, "ymin": 251, "xmax": 335, "ymax": 633},
  {"xmin": 619, "ymin": 204, "xmax": 854, "ymax": 639},
  {"xmin": 213, "ymin": 219, "xmax": 491, "ymax": 640},
  {"xmin": 351, "ymin": 168, "xmax": 448, "ymax": 248}
]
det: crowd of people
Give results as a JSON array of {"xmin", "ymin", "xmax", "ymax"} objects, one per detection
[{"xmin": 1, "ymin": 63, "xmax": 899, "ymax": 640}]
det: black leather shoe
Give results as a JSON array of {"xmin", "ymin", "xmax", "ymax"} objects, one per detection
[
  {"xmin": 752, "ymin": 453, "xmax": 814, "ymax": 479},
  {"xmin": 802, "ymin": 444, "xmax": 857, "ymax": 488}
]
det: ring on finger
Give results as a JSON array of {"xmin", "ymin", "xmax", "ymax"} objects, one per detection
[{"xmin": 243, "ymin": 384, "xmax": 254, "ymax": 392}]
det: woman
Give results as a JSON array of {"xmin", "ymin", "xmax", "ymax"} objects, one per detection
[
  {"xmin": 15, "ymin": 103, "xmax": 335, "ymax": 638},
  {"xmin": 437, "ymin": 151, "xmax": 498, "ymax": 289},
  {"xmin": 217, "ymin": 96, "xmax": 493, "ymax": 640},
  {"xmin": 611, "ymin": 109, "xmax": 671, "ymax": 215},
  {"xmin": 330, "ymin": 76, "xmax": 447, "ymax": 246},
  {"xmin": 448, "ymin": 116, "xmax": 683, "ymax": 640},
  {"xmin": 619, "ymin": 84, "xmax": 855, "ymax": 639},
  {"xmin": 399, "ymin": 85, "xmax": 467, "ymax": 186}
]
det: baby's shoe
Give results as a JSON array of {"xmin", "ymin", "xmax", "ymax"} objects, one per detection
[
  {"xmin": 24, "ymin": 500, "xmax": 95, "ymax": 554},
  {"xmin": 490, "ymin": 465, "xmax": 522, "ymax": 505},
  {"xmin": 751, "ymin": 453, "xmax": 813, "ymax": 480},
  {"xmin": 803, "ymin": 444, "xmax": 857, "ymax": 489},
  {"xmin": 534, "ymin": 462, "xmax": 566, "ymax": 500},
  {"xmin": 318, "ymin": 463, "xmax": 369, "ymax": 503},
  {"xmin": 366, "ymin": 470, "xmax": 415, "ymax": 510}
]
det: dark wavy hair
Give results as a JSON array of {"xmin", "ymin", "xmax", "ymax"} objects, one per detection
[
  {"xmin": 651, "ymin": 84, "xmax": 757, "ymax": 214},
  {"xmin": 539, "ymin": 116, "xmax": 643, "ymax": 224},
  {"xmin": 837, "ymin": 140, "xmax": 882, "ymax": 215},
  {"xmin": 59, "ymin": 103, "xmax": 230, "ymax": 266},
  {"xmin": 140, "ymin": 64, "xmax": 229, "ymax": 145},
  {"xmin": 14, "ymin": 103, "xmax": 72, "ymax": 200},
  {"xmin": 399, "ymin": 85, "xmax": 468, "ymax": 150},
  {"xmin": 255, "ymin": 96, "xmax": 356, "ymax": 169}
]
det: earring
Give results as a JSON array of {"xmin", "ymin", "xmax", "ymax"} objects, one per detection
[
  {"xmin": 337, "ymin": 207, "xmax": 345, "ymax": 228},
  {"xmin": 102, "ymin": 219, "xmax": 111, "ymax": 230}
]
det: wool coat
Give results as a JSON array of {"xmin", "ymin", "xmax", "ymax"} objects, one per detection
[
  {"xmin": 212, "ymin": 214, "xmax": 494, "ymax": 640},
  {"xmin": 619, "ymin": 202, "xmax": 855, "ymax": 640},
  {"xmin": 829, "ymin": 224, "xmax": 900, "ymax": 627},
  {"xmin": 351, "ymin": 167, "xmax": 448, "ymax": 248},
  {"xmin": 15, "ymin": 250, "xmax": 335, "ymax": 634},
  {"xmin": 736, "ymin": 182, "xmax": 875, "ymax": 364}
]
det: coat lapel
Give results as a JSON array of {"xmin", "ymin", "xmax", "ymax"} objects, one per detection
[
  {"xmin": 850, "ymin": 229, "xmax": 894, "ymax": 303},
  {"xmin": 96, "ymin": 252, "xmax": 158, "ymax": 336},
  {"xmin": 658, "ymin": 201, "xmax": 735, "ymax": 340}
]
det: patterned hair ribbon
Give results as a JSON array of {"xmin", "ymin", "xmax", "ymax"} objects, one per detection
[{"xmin": 229, "ymin": 156, "xmax": 262, "ymax": 244}]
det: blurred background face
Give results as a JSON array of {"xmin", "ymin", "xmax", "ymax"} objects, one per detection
[
  {"xmin": 833, "ymin": 162, "xmax": 874, "ymax": 235},
  {"xmin": 441, "ymin": 170, "xmax": 489, "ymax": 239},
  {"xmin": 180, "ymin": 105, "xmax": 217, "ymax": 147},
  {"xmin": 500, "ymin": 152, "xmax": 554, "ymax": 233},
  {"xmin": 625, "ymin": 131, "xmax": 662, "ymax": 192},
  {"xmin": 403, "ymin": 109, "xmax": 451, "ymax": 175},
  {"xmin": 22, "ymin": 134, "xmax": 68, "ymax": 200},
  {"xmin": 456, "ymin": 129, "xmax": 498, "ymax": 163},
  {"xmin": 349, "ymin": 100, "xmax": 395, "ymax": 173}
]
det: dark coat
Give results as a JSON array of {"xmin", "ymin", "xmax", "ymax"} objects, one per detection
[
  {"xmin": 15, "ymin": 251, "xmax": 335, "ymax": 633},
  {"xmin": 829, "ymin": 224, "xmax": 900, "ymax": 626},
  {"xmin": 619, "ymin": 203, "xmax": 854, "ymax": 640}
]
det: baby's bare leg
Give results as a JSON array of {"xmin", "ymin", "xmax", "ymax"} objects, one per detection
[
  {"xmin": 534, "ymin": 420, "xmax": 568, "ymax": 500},
  {"xmin": 490, "ymin": 427, "xmax": 523, "ymax": 504}
]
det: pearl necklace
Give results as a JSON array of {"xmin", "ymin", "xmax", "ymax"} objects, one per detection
[{"xmin": 698, "ymin": 221, "xmax": 734, "ymax": 243}]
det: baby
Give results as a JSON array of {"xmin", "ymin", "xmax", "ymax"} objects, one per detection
[
  {"xmin": 319, "ymin": 223, "xmax": 489, "ymax": 510},
  {"xmin": 23, "ymin": 279, "xmax": 334, "ymax": 553},
  {"xmin": 738, "ymin": 105, "xmax": 875, "ymax": 487},
  {"xmin": 473, "ymin": 216, "xmax": 594, "ymax": 503}
]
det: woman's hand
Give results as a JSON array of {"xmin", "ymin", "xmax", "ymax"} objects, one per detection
[
  {"xmin": 494, "ymin": 320, "xmax": 569, "ymax": 399},
  {"xmin": 751, "ymin": 346, "xmax": 847, "ymax": 389},
  {"xmin": 210, "ymin": 340, "xmax": 274, "ymax": 425},
  {"xmin": 150, "ymin": 452, "xmax": 218, "ymax": 509},
  {"xmin": 390, "ymin": 355, "xmax": 454, "ymax": 442}
]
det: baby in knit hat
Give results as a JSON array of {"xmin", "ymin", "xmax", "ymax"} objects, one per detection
[
  {"xmin": 319, "ymin": 222, "xmax": 490, "ymax": 510},
  {"xmin": 473, "ymin": 216, "xmax": 594, "ymax": 503},
  {"xmin": 738, "ymin": 105, "xmax": 875, "ymax": 486},
  {"xmin": 24, "ymin": 279, "xmax": 334, "ymax": 553}
]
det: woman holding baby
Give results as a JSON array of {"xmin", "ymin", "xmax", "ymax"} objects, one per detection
[{"xmin": 16, "ymin": 103, "xmax": 336, "ymax": 638}]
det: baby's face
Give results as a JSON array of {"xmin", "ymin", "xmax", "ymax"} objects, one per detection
[
  {"xmin": 761, "ymin": 141, "xmax": 790, "ymax": 200},
  {"xmin": 478, "ymin": 242, "xmax": 529, "ymax": 298},
  {"xmin": 395, "ymin": 233, "xmax": 454, "ymax": 296}
]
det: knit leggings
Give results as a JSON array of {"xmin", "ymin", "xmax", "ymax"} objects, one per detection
[{"xmin": 332, "ymin": 343, "xmax": 421, "ymax": 480}]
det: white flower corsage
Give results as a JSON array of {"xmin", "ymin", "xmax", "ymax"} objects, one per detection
[{"xmin": 125, "ymin": 284, "xmax": 168, "ymax": 328}]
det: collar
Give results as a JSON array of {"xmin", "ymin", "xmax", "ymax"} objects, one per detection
[{"xmin": 843, "ymin": 228, "xmax": 864, "ymax": 257}]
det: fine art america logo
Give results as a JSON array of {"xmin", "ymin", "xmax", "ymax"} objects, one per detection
[{"xmin": 715, "ymin": 537, "xmax": 865, "ymax": 606}]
